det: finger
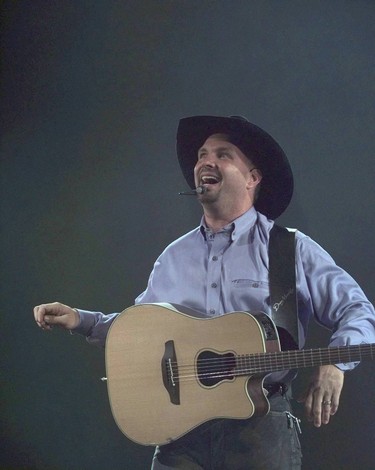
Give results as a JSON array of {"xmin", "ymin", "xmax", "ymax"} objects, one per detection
[
  {"xmin": 321, "ymin": 398, "xmax": 333, "ymax": 425},
  {"xmin": 312, "ymin": 399, "xmax": 324, "ymax": 427},
  {"xmin": 330, "ymin": 390, "xmax": 341, "ymax": 415},
  {"xmin": 44, "ymin": 314, "xmax": 68, "ymax": 326},
  {"xmin": 303, "ymin": 391, "xmax": 315, "ymax": 422},
  {"xmin": 305, "ymin": 391, "xmax": 321, "ymax": 427},
  {"xmin": 34, "ymin": 305, "xmax": 51, "ymax": 329},
  {"xmin": 34, "ymin": 303, "xmax": 64, "ymax": 330},
  {"xmin": 305, "ymin": 388, "xmax": 323, "ymax": 428},
  {"xmin": 33, "ymin": 305, "xmax": 43, "ymax": 323},
  {"xmin": 331, "ymin": 369, "xmax": 344, "ymax": 415}
]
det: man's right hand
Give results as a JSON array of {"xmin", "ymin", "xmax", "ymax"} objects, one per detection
[{"xmin": 33, "ymin": 302, "xmax": 80, "ymax": 331}]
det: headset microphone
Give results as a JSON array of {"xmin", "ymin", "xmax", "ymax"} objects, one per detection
[{"xmin": 179, "ymin": 186, "xmax": 206, "ymax": 196}]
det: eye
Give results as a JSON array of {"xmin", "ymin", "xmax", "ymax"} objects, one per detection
[{"xmin": 218, "ymin": 152, "xmax": 231, "ymax": 159}]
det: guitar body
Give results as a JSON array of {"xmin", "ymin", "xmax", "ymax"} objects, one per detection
[{"xmin": 105, "ymin": 303, "xmax": 281, "ymax": 446}]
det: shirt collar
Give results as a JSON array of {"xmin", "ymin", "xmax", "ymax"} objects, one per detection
[{"xmin": 199, "ymin": 207, "xmax": 258, "ymax": 241}]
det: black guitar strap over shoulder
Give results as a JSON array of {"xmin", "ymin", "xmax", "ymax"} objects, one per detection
[{"xmin": 268, "ymin": 224, "xmax": 299, "ymax": 351}]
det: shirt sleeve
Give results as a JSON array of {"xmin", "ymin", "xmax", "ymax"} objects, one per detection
[
  {"xmin": 73, "ymin": 309, "xmax": 120, "ymax": 348},
  {"xmin": 297, "ymin": 234, "xmax": 375, "ymax": 370}
]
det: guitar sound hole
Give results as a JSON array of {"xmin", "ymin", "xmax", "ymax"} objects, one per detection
[{"xmin": 197, "ymin": 350, "xmax": 236, "ymax": 387}]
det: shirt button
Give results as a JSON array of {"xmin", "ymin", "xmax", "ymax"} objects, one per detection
[
  {"xmin": 209, "ymin": 309, "xmax": 215, "ymax": 315},
  {"xmin": 211, "ymin": 282, "xmax": 217, "ymax": 288},
  {"xmin": 212, "ymin": 256, "xmax": 218, "ymax": 261}
]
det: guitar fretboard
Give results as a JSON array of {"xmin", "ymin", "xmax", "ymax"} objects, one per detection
[{"xmin": 235, "ymin": 343, "xmax": 375, "ymax": 375}]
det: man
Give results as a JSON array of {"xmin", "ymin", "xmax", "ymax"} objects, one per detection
[{"xmin": 34, "ymin": 116, "xmax": 375, "ymax": 469}]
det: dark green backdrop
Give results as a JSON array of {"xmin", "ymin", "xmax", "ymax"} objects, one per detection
[{"xmin": 1, "ymin": 1, "xmax": 375, "ymax": 468}]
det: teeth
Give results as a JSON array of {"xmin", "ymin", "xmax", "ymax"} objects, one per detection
[{"xmin": 201, "ymin": 175, "xmax": 219, "ymax": 184}]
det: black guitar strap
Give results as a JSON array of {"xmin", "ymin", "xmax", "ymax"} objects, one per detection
[{"xmin": 268, "ymin": 224, "xmax": 299, "ymax": 351}]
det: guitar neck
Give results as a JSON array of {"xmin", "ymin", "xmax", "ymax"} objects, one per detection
[{"xmin": 236, "ymin": 343, "xmax": 375, "ymax": 375}]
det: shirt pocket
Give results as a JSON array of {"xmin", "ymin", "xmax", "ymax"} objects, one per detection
[
  {"xmin": 228, "ymin": 278, "xmax": 270, "ymax": 313},
  {"xmin": 231, "ymin": 279, "xmax": 269, "ymax": 289}
]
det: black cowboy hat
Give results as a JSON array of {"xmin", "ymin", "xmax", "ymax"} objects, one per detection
[{"xmin": 176, "ymin": 115, "xmax": 293, "ymax": 219}]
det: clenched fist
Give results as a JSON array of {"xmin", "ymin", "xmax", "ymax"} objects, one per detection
[{"xmin": 34, "ymin": 302, "xmax": 80, "ymax": 331}]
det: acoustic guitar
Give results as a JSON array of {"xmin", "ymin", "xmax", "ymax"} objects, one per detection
[{"xmin": 105, "ymin": 303, "xmax": 374, "ymax": 446}]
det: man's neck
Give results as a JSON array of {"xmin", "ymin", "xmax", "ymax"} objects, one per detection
[{"xmin": 203, "ymin": 204, "xmax": 253, "ymax": 233}]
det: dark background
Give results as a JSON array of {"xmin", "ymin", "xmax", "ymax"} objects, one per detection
[{"xmin": 1, "ymin": 1, "xmax": 375, "ymax": 468}]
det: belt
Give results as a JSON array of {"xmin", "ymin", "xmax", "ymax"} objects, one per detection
[{"xmin": 264, "ymin": 382, "xmax": 289, "ymax": 398}]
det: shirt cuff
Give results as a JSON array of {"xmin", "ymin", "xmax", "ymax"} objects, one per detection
[{"xmin": 70, "ymin": 309, "xmax": 98, "ymax": 337}]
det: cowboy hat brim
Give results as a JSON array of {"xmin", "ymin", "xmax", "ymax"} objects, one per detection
[{"xmin": 176, "ymin": 115, "xmax": 293, "ymax": 219}]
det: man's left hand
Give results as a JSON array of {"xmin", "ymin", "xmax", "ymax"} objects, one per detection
[{"xmin": 298, "ymin": 365, "xmax": 344, "ymax": 427}]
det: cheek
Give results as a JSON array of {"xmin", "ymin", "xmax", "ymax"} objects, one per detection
[
  {"xmin": 193, "ymin": 163, "xmax": 201, "ymax": 179},
  {"xmin": 227, "ymin": 165, "xmax": 248, "ymax": 181},
  {"xmin": 227, "ymin": 170, "xmax": 252, "ymax": 190}
]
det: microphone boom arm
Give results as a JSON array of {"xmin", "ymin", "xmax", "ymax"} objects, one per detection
[{"xmin": 179, "ymin": 186, "xmax": 206, "ymax": 196}]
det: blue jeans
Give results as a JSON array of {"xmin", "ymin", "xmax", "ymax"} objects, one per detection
[{"xmin": 151, "ymin": 394, "xmax": 302, "ymax": 470}]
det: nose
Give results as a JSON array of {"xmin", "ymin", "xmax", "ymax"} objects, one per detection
[{"xmin": 196, "ymin": 153, "xmax": 217, "ymax": 169}]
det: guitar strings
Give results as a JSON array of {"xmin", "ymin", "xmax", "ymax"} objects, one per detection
[
  {"xmin": 165, "ymin": 344, "xmax": 374, "ymax": 383},
  {"xmin": 114, "ymin": 345, "xmax": 374, "ymax": 386}
]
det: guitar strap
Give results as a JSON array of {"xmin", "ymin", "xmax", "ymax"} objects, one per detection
[{"xmin": 268, "ymin": 224, "xmax": 299, "ymax": 351}]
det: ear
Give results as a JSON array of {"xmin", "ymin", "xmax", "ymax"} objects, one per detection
[{"xmin": 246, "ymin": 168, "xmax": 262, "ymax": 190}]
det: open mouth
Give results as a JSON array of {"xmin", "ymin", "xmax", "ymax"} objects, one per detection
[{"xmin": 200, "ymin": 175, "xmax": 221, "ymax": 186}]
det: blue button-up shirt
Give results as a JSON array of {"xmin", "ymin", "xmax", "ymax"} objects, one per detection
[{"xmin": 76, "ymin": 208, "xmax": 375, "ymax": 374}]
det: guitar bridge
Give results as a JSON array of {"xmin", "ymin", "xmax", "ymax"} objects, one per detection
[{"xmin": 161, "ymin": 340, "xmax": 180, "ymax": 405}]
